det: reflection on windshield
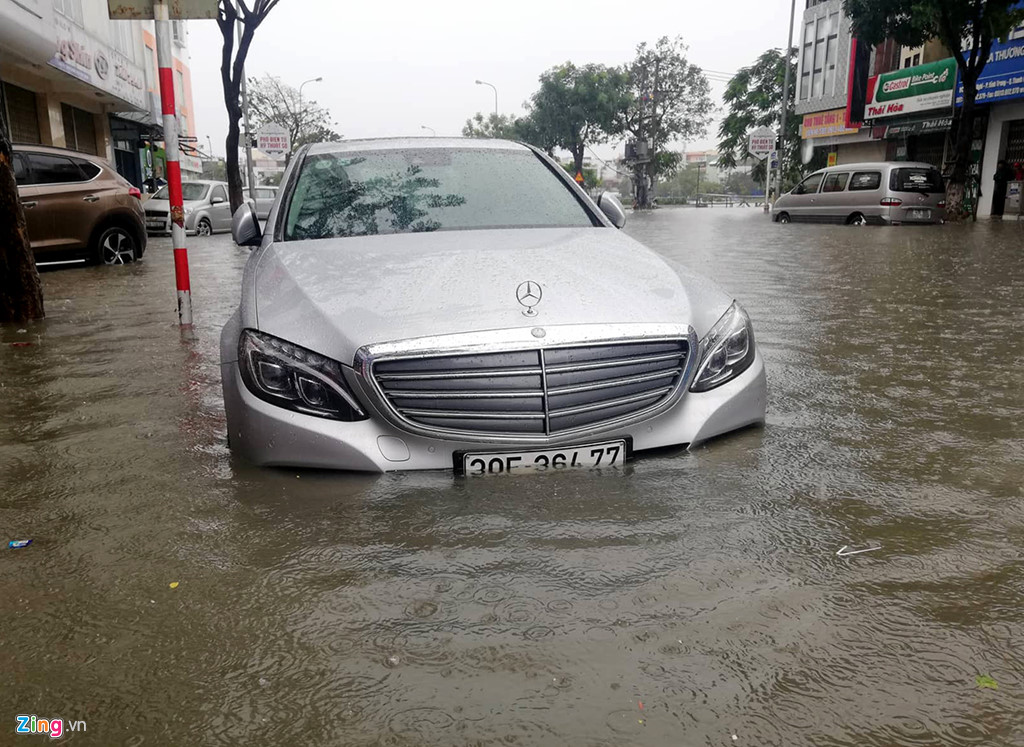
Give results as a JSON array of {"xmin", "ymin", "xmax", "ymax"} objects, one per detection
[{"xmin": 284, "ymin": 149, "xmax": 595, "ymax": 241}]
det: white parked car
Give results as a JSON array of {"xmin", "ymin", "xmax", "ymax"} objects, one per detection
[
  {"xmin": 143, "ymin": 180, "xmax": 231, "ymax": 236},
  {"xmin": 220, "ymin": 138, "xmax": 767, "ymax": 473}
]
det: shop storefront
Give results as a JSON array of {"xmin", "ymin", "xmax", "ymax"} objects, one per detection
[
  {"xmin": 862, "ymin": 57, "xmax": 957, "ymax": 170},
  {"xmin": 964, "ymin": 20, "xmax": 1024, "ymax": 217}
]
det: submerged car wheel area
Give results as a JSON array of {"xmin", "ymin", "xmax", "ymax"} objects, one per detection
[{"xmin": 220, "ymin": 137, "xmax": 767, "ymax": 472}]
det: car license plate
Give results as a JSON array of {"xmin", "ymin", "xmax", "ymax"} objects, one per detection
[
  {"xmin": 910, "ymin": 209, "xmax": 931, "ymax": 220},
  {"xmin": 458, "ymin": 439, "xmax": 628, "ymax": 476},
  {"xmin": 146, "ymin": 220, "xmax": 164, "ymax": 228}
]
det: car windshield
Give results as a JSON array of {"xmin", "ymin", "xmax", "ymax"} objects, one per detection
[
  {"xmin": 283, "ymin": 147, "xmax": 596, "ymax": 241},
  {"xmin": 153, "ymin": 183, "xmax": 210, "ymax": 201},
  {"xmin": 890, "ymin": 167, "xmax": 944, "ymax": 193}
]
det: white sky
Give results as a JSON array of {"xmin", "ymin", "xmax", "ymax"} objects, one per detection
[{"xmin": 187, "ymin": 0, "xmax": 795, "ymax": 163}]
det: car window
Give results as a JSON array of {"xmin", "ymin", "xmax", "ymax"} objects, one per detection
[
  {"xmin": 156, "ymin": 183, "xmax": 209, "ymax": 201},
  {"xmin": 12, "ymin": 154, "xmax": 28, "ymax": 185},
  {"xmin": 26, "ymin": 154, "xmax": 85, "ymax": 184},
  {"xmin": 795, "ymin": 172, "xmax": 824, "ymax": 195},
  {"xmin": 211, "ymin": 185, "xmax": 228, "ymax": 202},
  {"xmin": 283, "ymin": 148, "xmax": 597, "ymax": 241},
  {"xmin": 890, "ymin": 167, "xmax": 944, "ymax": 193},
  {"xmin": 850, "ymin": 172, "xmax": 882, "ymax": 191},
  {"xmin": 822, "ymin": 172, "xmax": 850, "ymax": 193},
  {"xmin": 256, "ymin": 188, "xmax": 274, "ymax": 199},
  {"xmin": 72, "ymin": 158, "xmax": 101, "ymax": 180}
]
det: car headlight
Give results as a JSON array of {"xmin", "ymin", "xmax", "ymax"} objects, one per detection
[
  {"xmin": 238, "ymin": 329, "xmax": 368, "ymax": 421},
  {"xmin": 690, "ymin": 302, "xmax": 756, "ymax": 392}
]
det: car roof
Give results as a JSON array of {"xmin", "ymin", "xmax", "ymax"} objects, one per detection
[
  {"xmin": 816, "ymin": 161, "xmax": 937, "ymax": 172},
  {"xmin": 183, "ymin": 180, "xmax": 227, "ymax": 186},
  {"xmin": 13, "ymin": 142, "xmax": 110, "ymax": 165},
  {"xmin": 305, "ymin": 137, "xmax": 531, "ymax": 156}
]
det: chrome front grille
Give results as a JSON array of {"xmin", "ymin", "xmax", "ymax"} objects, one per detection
[{"xmin": 368, "ymin": 338, "xmax": 691, "ymax": 438}]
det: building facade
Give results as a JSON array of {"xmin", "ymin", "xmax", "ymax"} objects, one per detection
[
  {"xmin": 0, "ymin": 0, "xmax": 199, "ymax": 190},
  {"xmin": 795, "ymin": 0, "xmax": 1024, "ymax": 217}
]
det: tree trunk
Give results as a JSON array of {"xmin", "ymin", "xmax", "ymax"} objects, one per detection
[
  {"xmin": 946, "ymin": 76, "xmax": 977, "ymax": 221},
  {"xmin": 0, "ymin": 129, "xmax": 44, "ymax": 323},
  {"xmin": 225, "ymin": 108, "xmax": 244, "ymax": 213},
  {"xmin": 572, "ymin": 147, "xmax": 585, "ymax": 181}
]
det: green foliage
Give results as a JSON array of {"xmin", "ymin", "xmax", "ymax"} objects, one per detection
[
  {"xmin": 202, "ymin": 159, "xmax": 227, "ymax": 181},
  {"xmin": 657, "ymin": 163, "xmax": 723, "ymax": 200},
  {"xmin": 246, "ymin": 75, "xmax": 342, "ymax": 153},
  {"xmin": 261, "ymin": 171, "xmax": 283, "ymax": 186},
  {"xmin": 525, "ymin": 63, "xmax": 630, "ymax": 172},
  {"xmin": 717, "ymin": 48, "xmax": 801, "ymax": 185},
  {"xmin": 461, "ymin": 112, "xmax": 523, "ymax": 140},
  {"xmin": 724, "ymin": 170, "xmax": 758, "ymax": 195},
  {"xmin": 842, "ymin": 0, "xmax": 1024, "ymax": 57}
]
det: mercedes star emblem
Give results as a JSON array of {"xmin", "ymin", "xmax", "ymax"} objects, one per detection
[{"xmin": 516, "ymin": 281, "xmax": 542, "ymax": 316}]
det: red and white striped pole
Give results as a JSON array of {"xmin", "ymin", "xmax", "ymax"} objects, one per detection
[{"xmin": 154, "ymin": 0, "xmax": 192, "ymax": 326}]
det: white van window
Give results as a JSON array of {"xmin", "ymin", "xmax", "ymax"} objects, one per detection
[
  {"xmin": 850, "ymin": 172, "xmax": 881, "ymax": 191},
  {"xmin": 890, "ymin": 167, "xmax": 943, "ymax": 193},
  {"xmin": 822, "ymin": 172, "xmax": 850, "ymax": 192},
  {"xmin": 795, "ymin": 172, "xmax": 824, "ymax": 195}
]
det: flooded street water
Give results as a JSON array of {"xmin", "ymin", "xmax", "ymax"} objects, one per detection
[{"xmin": 2, "ymin": 208, "xmax": 1023, "ymax": 746}]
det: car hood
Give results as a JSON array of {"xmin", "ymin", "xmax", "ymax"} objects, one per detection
[{"xmin": 252, "ymin": 227, "xmax": 733, "ymax": 365}]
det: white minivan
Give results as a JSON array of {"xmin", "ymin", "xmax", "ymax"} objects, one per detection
[{"xmin": 772, "ymin": 162, "xmax": 946, "ymax": 225}]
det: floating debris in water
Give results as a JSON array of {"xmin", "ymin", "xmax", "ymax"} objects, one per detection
[
  {"xmin": 8, "ymin": 540, "xmax": 32, "ymax": 549},
  {"xmin": 976, "ymin": 675, "xmax": 998, "ymax": 690},
  {"xmin": 836, "ymin": 544, "xmax": 881, "ymax": 557},
  {"xmin": 169, "ymin": 582, "xmax": 179, "ymax": 589}
]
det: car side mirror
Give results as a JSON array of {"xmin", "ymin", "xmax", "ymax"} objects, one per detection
[
  {"xmin": 596, "ymin": 191, "xmax": 626, "ymax": 229},
  {"xmin": 211, "ymin": 196, "xmax": 225, "ymax": 204},
  {"xmin": 232, "ymin": 203, "xmax": 262, "ymax": 247}
]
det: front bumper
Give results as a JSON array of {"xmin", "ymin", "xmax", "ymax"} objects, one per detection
[{"xmin": 221, "ymin": 348, "xmax": 767, "ymax": 473}]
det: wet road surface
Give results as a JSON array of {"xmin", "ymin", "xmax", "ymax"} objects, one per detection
[{"xmin": 2, "ymin": 209, "xmax": 1023, "ymax": 745}]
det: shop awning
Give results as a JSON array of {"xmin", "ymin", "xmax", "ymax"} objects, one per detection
[{"xmin": 881, "ymin": 116, "xmax": 954, "ymax": 139}]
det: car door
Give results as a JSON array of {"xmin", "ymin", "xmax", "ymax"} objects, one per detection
[
  {"xmin": 818, "ymin": 171, "xmax": 851, "ymax": 223},
  {"xmin": 26, "ymin": 152, "xmax": 103, "ymax": 253},
  {"xmin": 788, "ymin": 171, "xmax": 825, "ymax": 222},
  {"xmin": 13, "ymin": 153, "xmax": 48, "ymax": 255},
  {"xmin": 208, "ymin": 184, "xmax": 231, "ymax": 230}
]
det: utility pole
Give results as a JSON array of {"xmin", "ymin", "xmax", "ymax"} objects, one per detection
[
  {"xmin": 775, "ymin": 0, "xmax": 797, "ymax": 204},
  {"xmin": 236, "ymin": 4, "xmax": 256, "ymax": 199},
  {"xmin": 154, "ymin": 0, "xmax": 192, "ymax": 325}
]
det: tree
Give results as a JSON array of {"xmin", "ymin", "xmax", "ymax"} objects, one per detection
[
  {"xmin": 724, "ymin": 169, "xmax": 758, "ymax": 196},
  {"xmin": 843, "ymin": 0, "xmax": 1024, "ymax": 218},
  {"xmin": 216, "ymin": 0, "xmax": 284, "ymax": 214},
  {"xmin": 462, "ymin": 112, "xmax": 523, "ymax": 140},
  {"xmin": 246, "ymin": 74, "xmax": 341, "ymax": 153},
  {"xmin": 717, "ymin": 48, "xmax": 801, "ymax": 187},
  {"xmin": 0, "ymin": 89, "xmax": 44, "ymax": 322},
  {"xmin": 524, "ymin": 63, "xmax": 630, "ymax": 176},
  {"xmin": 618, "ymin": 37, "xmax": 713, "ymax": 208}
]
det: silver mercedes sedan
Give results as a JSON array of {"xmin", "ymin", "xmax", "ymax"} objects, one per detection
[{"xmin": 220, "ymin": 138, "xmax": 766, "ymax": 473}]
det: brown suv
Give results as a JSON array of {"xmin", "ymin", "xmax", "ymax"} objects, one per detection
[{"xmin": 13, "ymin": 144, "xmax": 147, "ymax": 265}]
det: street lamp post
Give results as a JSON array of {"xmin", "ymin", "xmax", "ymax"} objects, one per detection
[
  {"xmin": 420, "ymin": 125, "xmax": 437, "ymax": 136},
  {"xmin": 774, "ymin": 0, "xmax": 797, "ymax": 205},
  {"xmin": 475, "ymin": 79, "xmax": 498, "ymax": 116},
  {"xmin": 206, "ymin": 135, "xmax": 213, "ymax": 158},
  {"xmin": 298, "ymin": 76, "xmax": 323, "ymax": 116}
]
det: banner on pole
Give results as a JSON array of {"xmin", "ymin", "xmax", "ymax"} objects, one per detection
[{"xmin": 748, "ymin": 127, "xmax": 775, "ymax": 160}]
